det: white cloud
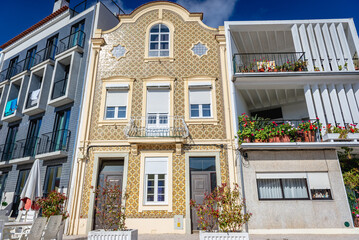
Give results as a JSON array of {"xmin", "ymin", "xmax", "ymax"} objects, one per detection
[{"xmin": 176, "ymin": 0, "xmax": 239, "ymax": 27}]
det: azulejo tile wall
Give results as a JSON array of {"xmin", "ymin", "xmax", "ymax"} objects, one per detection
[{"xmin": 80, "ymin": 7, "xmax": 229, "ymax": 219}]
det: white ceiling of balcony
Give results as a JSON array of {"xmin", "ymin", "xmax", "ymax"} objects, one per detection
[
  {"xmin": 231, "ymin": 30, "xmax": 295, "ymax": 53},
  {"xmin": 239, "ymin": 88, "xmax": 305, "ymax": 110}
]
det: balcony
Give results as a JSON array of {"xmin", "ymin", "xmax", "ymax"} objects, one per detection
[
  {"xmin": 51, "ymin": 78, "xmax": 67, "ymax": 100},
  {"xmin": 233, "ymin": 52, "xmax": 308, "ymax": 74},
  {"xmin": 30, "ymin": 46, "xmax": 57, "ymax": 69},
  {"xmin": 57, "ymin": 30, "xmax": 86, "ymax": 56},
  {"xmin": 36, "ymin": 129, "xmax": 71, "ymax": 160},
  {"xmin": 0, "ymin": 137, "xmax": 39, "ymax": 163},
  {"xmin": 124, "ymin": 115, "xmax": 189, "ymax": 143}
]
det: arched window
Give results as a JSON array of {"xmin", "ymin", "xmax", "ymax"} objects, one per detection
[{"xmin": 149, "ymin": 24, "xmax": 170, "ymax": 57}]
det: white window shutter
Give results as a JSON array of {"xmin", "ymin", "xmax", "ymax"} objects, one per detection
[
  {"xmin": 147, "ymin": 89, "xmax": 169, "ymax": 113},
  {"xmin": 307, "ymin": 172, "xmax": 331, "ymax": 189},
  {"xmin": 189, "ymin": 89, "xmax": 211, "ymax": 105},
  {"xmin": 256, "ymin": 173, "xmax": 307, "ymax": 179},
  {"xmin": 145, "ymin": 157, "xmax": 168, "ymax": 174},
  {"xmin": 106, "ymin": 90, "xmax": 128, "ymax": 107}
]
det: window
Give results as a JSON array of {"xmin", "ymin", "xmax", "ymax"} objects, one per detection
[
  {"xmin": 251, "ymin": 107, "xmax": 283, "ymax": 120},
  {"xmin": 11, "ymin": 169, "xmax": 30, "ymax": 217},
  {"xmin": 0, "ymin": 173, "xmax": 8, "ymax": 202},
  {"xmin": 144, "ymin": 157, "xmax": 168, "ymax": 204},
  {"xmin": 189, "ymin": 88, "xmax": 212, "ymax": 118},
  {"xmin": 307, "ymin": 172, "xmax": 332, "ymax": 200},
  {"xmin": 44, "ymin": 165, "xmax": 62, "ymax": 197},
  {"xmin": 70, "ymin": 20, "xmax": 85, "ymax": 48},
  {"xmin": 51, "ymin": 109, "xmax": 71, "ymax": 152},
  {"xmin": 191, "ymin": 42, "xmax": 208, "ymax": 57},
  {"xmin": 257, "ymin": 173, "xmax": 310, "ymax": 200},
  {"xmin": 24, "ymin": 47, "xmax": 37, "ymax": 71},
  {"xmin": 149, "ymin": 24, "xmax": 170, "ymax": 57},
  {"xmin": 2, "ymin": 124, "xmax": 19, "ymax": 161},
  {"xmin": 105, "ymin": 89, "xmax": 128, "ymax": 119},
  {"xmin": 7, "ymin": 56, "xmax": 18, "ymax": 79},
  {"xmin": 51, "ymin": 65, "xmax": 69, "ymax": 100},
  {"xmin": 45, "ymin": 34, "xmax": 58, "ymax": 60},
  {"xmin": 24, "ymin": 118, "xmax": 42, "ymax": 157}
]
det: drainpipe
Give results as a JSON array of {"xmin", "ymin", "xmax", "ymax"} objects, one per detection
[{"xmin": 238, "ymin": 150, "xmax": 248, "ymax": 232}]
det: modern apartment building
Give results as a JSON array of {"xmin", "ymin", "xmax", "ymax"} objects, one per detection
[
  {"xmin": 225, "ymin": 19, "xmax": 359, "ymax": 233},
  {"xmin": 0, "ymin": 0, "xmax": 118, "ymax": 217},
  {"xmin": 67, "ymin": 1, "xmax": 236, "ymax": 235}
]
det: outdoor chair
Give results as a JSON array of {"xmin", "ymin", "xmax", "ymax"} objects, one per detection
[
  {"xmin": 7, "ymin": 210, "xmax": 37, "ymax": 239},
  {"xmin": 25, "ymin": 217, "xmax": 47, "ymax": 240},
  {"xmin": 42, "ymin": 215, "xmax": 63, "ymax": 240}
]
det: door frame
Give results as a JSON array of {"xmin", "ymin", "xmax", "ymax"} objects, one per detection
[
  {"xmin": 86, "ymin": 152, "xmax": 129, "ymax": 233},
  {"xmin": 185, "ymin": 151, "xmax": 221, "ymax": 234}
]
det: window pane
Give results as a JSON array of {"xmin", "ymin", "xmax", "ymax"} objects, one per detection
[
  {"xmin": 147, "ymin": 115, "xmax": 157, "ymax": 124},
  {"xmin": 147, "ymin": 195, "xmax": 154, "ymax": 201},
  {"xmin": 147, "ymin": 187, "xmax": 154, "ymax": 194},
  {"xmin": 157, "ymin": 195, "xmax": 165, "ymax": 201},
  {"xmin": 159, "ymin": 115, "xmax": 168, "ymax": 124},
  {"xmin": 149, "ymin": 51, "xmax": 158, "ymax": 57},
  {"xmin": 190, "ymin": 104, "xmax": 199, "ymax": 117},
  {"xmin": 202, "ymin": 104, "xmax": 211, "ymax": 117},
  {"xmin": 160, "ymin": 25, "xmax": 169, "ymax": 32},
  {"xmin": 158, "ymin": 187, "xmax": 165, "ymax": 194},
  {"xmin": 150, "ymin": 25, "xmax": 159, "ymax": 33},
  {"xmin": 161, "ymin": 34, "xmax": 169, "ymax": 41},
  {"xmin": 151, "ymin": 34, "xmax": 159, "ymax": 41},
  {"xmin": 160, "ymin": 42, "xmax": 169, "ymax": 50},
  {"xmin": 257, "ymin": 179, "xmax": 283, "ymax": 199},
  {"xmin": 282, "ymin": 179, "xmax": 308, "ymax": 199},
  {"xmin": 160, "ymin": 51, "xmax": 169, "ymax": 57},
  {"xmin": 106, "ymin": 107, "xmax": 115, "ymax": 119},
  {"xmin": 118, "ymin": 106, "xmax": 126, "ymax": 118},
  {"xmin": 158, "ymin": 180, "xmax": 165, "ymax": 187},
  {"xmin": 150, "ymin": 43, "xmax": 159, "ymax": 50}
]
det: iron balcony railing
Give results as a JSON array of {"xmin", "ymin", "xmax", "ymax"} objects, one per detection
[
  {"xmin": 51, "ymin": 78, "xmax": 68, "ymax": 100},
  {"xmin": 31, "ymin": 45, "xmax": 58, "ymax": 67},
  {"xmin": 239, "ymin": 119, "xmax": 321, "ymax": 143},
  {"xmin": 124, "ymin": 115, "xmax": 189, "ymax": 138},
  {"xmin": 57, "ymin": 30, "xmax": 86, "ymax": 54},
  {"xmin": 233, "ymin": 52, "xmax": 307, "ymax": 74},
  {"xmin": 0, "ymin": 137, "xmax": 41, "ymax": 161},
  {"xmin": 37, "ymin": 129, "xmax": 71, "ymax": 155}
]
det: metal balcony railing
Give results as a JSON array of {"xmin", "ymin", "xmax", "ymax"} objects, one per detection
[
  {"xmin": 31, "ymin": 46, "xmax": 58, "ymax": 67},
  {"xmin": 238, "ymin": 119, "xmax": 321, "ymax": 143},
  {"xmin": 37, "ymin": 129, "xmax": 71, "ymax": 154},
  {"xmin": 124, "ymin": 115, "xmax": 189, "ymax": 138},
  {"xmin": 51, "ymin": 78, "xmax": 67, "ymax": 100},
  {"xmin": 57, "ymin": 30, "xmax": 86, "ymax": 54},
  {"xmin": 0, "ymin": 68, "xmax": 10, "ymax": 83},
  {"xmin": 233, "ymin": 52, "xmax": 307, "ymax": 74},
  {"xmin": 0, "ymin": 137, "xmax": 40, "ymax": 161}
]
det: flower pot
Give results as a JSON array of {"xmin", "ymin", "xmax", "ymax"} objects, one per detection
[
  {"xmin": 347, "ymin": 133, "xmax": 359, "ymax": 142},
  {"xmin": 88, "ymin": 229, "xmax": 138, "ymax": 240},
  {"xmin": 250, "ymin": 70, "xmax": 255, "ymax": 72},
  {"xmin": 296, "ymin": 137, "xmax": 302, "ymax": 142},
  {"xmin": 254, "ymin": 139, "xmax": 262, "ymax": 143},
  {"xmin": 200, "ymin": 231, "xmax": 249, "ymax": 240},
  {"xmin": 273, "ymin": 136, "xmax": 281, "ymax": 142},
  {"xmin": 322, "ymin": 133, "xmax": 340, "ymax": 142},
  {"xmin": 242, "ymin": 137, "xmax": 251, "ymax": 143},
  {"xmin": 298, "ymin": 68, "xmax": 302, "ymax": 71},
  {"xmin": 274, "ymin": 69, "xmax": 278, "ymax": 72},
  {"xmin": 308, "ymin": 131, "xmax": 315, "ymax": 142},
  {"xmin": 268, "ymin": 137, "xmax": 275, "ymax": 142},
  {"xmin": 280, "ymin": 135, "xmax": 290, "ymax": 142},
  {"xmin": 259, "ymin": 68, "xmax": 265, "ymax": 72}
]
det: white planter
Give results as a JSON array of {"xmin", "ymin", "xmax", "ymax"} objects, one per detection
[
  {"xmin": 200, "ymin": 231, "xmax": 249, "ymax": 240},
  {"xmin": 347, "ymin": 133, "xmax": 359, "ymax": 141},
  {"xmin": 322, "ymin": 133, "xmax": 340, "ymax": 142},
  {"xmin": 88, "ymin": 229, "xmax": 138, "ymax": 240}
]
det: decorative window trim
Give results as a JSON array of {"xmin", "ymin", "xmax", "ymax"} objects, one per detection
[
  {"xmin": 110, "ymin": 44, "xmax": 129, "ymax": 60},
  {"xmin": 98, "ymin": 77, "xmax": 134, "ymax": 126},
  {"xmin": 190, "ymin": 41, "xmax": 209, "ymax": 58},
  {"xmin": 139, "ymin": 151, "xmax": 173, "ymax": 212},
  {"xmin": 184, "ymin": 76, "xmax": 218, "ymax": 125},
  {"xmin": 144, "ymin": 20, "xmax": 174, "ymax": 62}
]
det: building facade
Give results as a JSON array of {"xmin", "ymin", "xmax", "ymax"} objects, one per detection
[
  {"xmin": 0, "ymin": 0, "xmax": 118, "ymax": 217},
  {"xmin": 67, "ymin": 1, "xmax": 236, "ymax": 235},
  {"xmin": 225, "ymin": 19, "xmax": 359, "ymax": 233}
]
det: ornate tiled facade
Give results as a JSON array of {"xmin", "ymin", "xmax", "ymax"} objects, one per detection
[{"xmin": 74, "ymin": 2, "xmax": 231, "ymax": 233}]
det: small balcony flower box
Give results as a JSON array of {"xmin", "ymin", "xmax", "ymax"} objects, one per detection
[
  {"xmin": 322, "ymin": 133, "xmax": 340, "ymax": 142},
  {"xmin": 200, "ymin": 231, "xmax": 249, "ymax": 240},
  {"xmin": 88, "ymin": 229, "xmax": 138, "ymax": 240},
  {"xmin": 347, "ymin": 133, "xmax": 359, "ymax": 142}
]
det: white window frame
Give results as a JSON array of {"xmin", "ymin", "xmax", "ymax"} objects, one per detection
[
  {"xmin": 144, "ymin": 173, "xmax": 168, "ymax": 205},
  {"xmin": 149, "ymin": 24, "xmax": 170, "ymax": 57},
  {"xmin": 105, "ymin": 87, "xmax": 128, "ymax": 120},
  {"xmin": 189, "ymin": 88, "xmax": 212, "ymax": 119},
  {"xmin": 105, "ymin": 105, "xmax": 127, "ymax": 119}
]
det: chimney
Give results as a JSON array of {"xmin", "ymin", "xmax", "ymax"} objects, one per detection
[{"xmin": 53, "ymin": 0, "xmax": 70, "ymax": 13}]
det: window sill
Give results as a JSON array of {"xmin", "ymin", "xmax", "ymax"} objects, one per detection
[
  {"xmin": 139, "ymin": 204, "xmax": 171, "ymax": 212},
  {"xmin": 98, "ymin": 119, "xmax": 129, "ymax": 126},
  {"xmin": 185, "ymin": 119, "xmax": 219, "ymax": 125},
  {"xmin": 144, "ymin": 57, "xmax": 174, "ymax": 63}
]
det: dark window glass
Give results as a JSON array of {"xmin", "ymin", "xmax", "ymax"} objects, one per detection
[
  {"xmin": 189, "ymin": 157, "xmax": 216, "ymax": 171},
  {"xmin": 251, "ymin": 107, "xmax": 283, "ymax": 120}
]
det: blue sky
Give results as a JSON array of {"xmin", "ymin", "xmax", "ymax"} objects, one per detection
[{"xmin": 0, "ymin": 0, "xmax": 358, "ymax": 46}]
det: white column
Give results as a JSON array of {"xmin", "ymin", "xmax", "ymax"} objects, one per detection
[
  {"xmin": 328, "ymin": 84, "xmax": 345, "ymax": 126},
  {"xmin": 320, "ymin": 84, "xmax": 336, "ymax": 124},
  {"xmin": 344, "ymin": 84, "xmax": 359, "ymax": 124},
  {"xmin": 307, "ymin": 24, "xmax": 322, "ymax": 71},
  {"xmin": 312, "ymin": 84, "xmax": 327, "ymax": 126},
  {"xmin": 353, "ymin": 83, "xmax": 359, "ymax": 108},
  {"xmin": 337, "ymin": 84, "xmax": 353, "ymax": 124},
  {"xmin": 322, "ymin": 24, "xmax": 339, "ymax": 71},
  {"xmin": 337, "ymin": 23, "xmax": 355, "ymax": 71},
  {"xmin": 329, "ymin": 23, "xmax": 345, "ymax": 69},
  {"xmin": 291, "ymin": 24, "xmax": 303, "ymax": 53},
  {"xmin": 304, "ymin": 84, "xmax": 317, "ymax": 120},
  {"xmin": 314, "ymin": 24, "xmax": 331, "ymax": 71},
  {"xmin": 348, "ymin": 19, "xmax": 359, "ymax": 63},
  {"xmin": 299, "ymin": 24, "xmax": 314, "ymax": 71}
]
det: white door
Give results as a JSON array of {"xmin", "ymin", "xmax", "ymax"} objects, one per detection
[{"xmin": 146, "ymin": 88, "xmax": 170, "ymax": 136}]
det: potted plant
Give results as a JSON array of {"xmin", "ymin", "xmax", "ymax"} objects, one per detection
[
  {"xmin": 36, "ymin": 191, "xmax": 68, "ymax": 220},
  {"xmin": 322, "ymin": 124, "xmax": 340, "ymax": 141},
  {"xmin": 88, "ymin": 181, "xmax": 137, "ymax": 240},
  {"xmin": 190, "ymin": 183, "xmax": 251, "ymax": 240}
]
